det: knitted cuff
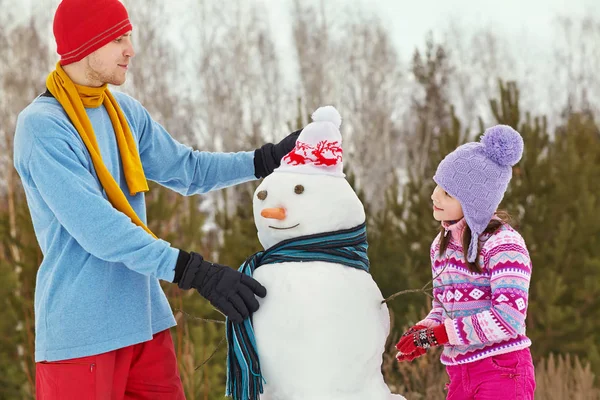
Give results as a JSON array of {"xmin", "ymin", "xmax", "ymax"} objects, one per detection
[
  {"xmin": 416, "ymin": 318, "xmax": 440, "ymax": 329},
  {"xmin": 173, "ymin": 250, "xmax": 191, "ymax": 284},
  {"xmin": 444, "ymin": 318, "xmax": 462, "ymax": 345},
  {"xmin": 176, "ymin": 251, "xmax": 205, "ymax": 289}
]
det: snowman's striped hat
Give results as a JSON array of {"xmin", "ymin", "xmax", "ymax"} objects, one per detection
[{"xmin": 276, "ymin": 106, "xmax": 345, "ymax": 178}]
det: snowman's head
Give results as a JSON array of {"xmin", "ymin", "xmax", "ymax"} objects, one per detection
[
  {"xmin": 253, "ymin": 172, "xmax": 365, "ymax": 250},
  {"xmin": 252, "ymin": 105, "xmax": 365, "ymax": 250}
]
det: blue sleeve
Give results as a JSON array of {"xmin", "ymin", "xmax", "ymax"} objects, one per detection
[
  {"xmin": 25, "ymin": 132, "xmax": 179, "ymax": 282},
  {"xmin": 132, "ymin": 99, "xmax": 257, "ymax": 195}
]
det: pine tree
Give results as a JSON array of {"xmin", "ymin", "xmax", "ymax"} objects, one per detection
[
  {"xmin": 370, "ymin": 106, "xmax": 469, "ymax": 329},
  {"xmin": 485, "ymin": 81, "xmax": 600, "ymax": 375},
  {"xmin": 143, "ymin": 182, "xmax": 234, "ymax": 398},
  {"xmin": 0, "ymin": 190, "xmax": 39, "ymax": 398},
  {"xmin": 376, "ymin": 79, "xmax": 600, "ymax": 387}
]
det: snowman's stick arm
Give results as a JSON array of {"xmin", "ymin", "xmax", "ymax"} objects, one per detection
[
  {"xmin": 381, "ymin": 264, "xmax": 453, "ymax": 316},
  {"xmin": 174, "ymin": 308, "xmax": 226, "ymax": 324},
  {"xmin": 195, "ymin": 336, "xmax": 227, "ymax": 371},
  {"xmin": 381, "ymin": 288, "xmax": 430, "ymax": 303},
  {"xmin": 381, "ymin": 285, "xmax": 453, "ymax": 319},
  {"xmin": 174, "ymin": 308, "xmax": 230, "ymax": 370}
]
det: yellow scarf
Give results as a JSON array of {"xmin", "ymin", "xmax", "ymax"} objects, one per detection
[{"xmin": 46, "ymin": 62, "xmax": 156, "ymax": 238}]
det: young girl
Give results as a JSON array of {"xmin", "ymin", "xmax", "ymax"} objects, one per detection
[{"xmin": 395, "ymin": 125, "xmax": 536, "ymax": 399}]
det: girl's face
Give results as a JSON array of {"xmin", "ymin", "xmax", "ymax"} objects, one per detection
[{"xmin": 431, "ymin": 185, "xmax": 464, "ymax": 222}]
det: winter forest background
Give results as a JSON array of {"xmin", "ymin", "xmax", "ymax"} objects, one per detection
[{"xmin": 1, "ymin": 0, "xmax": 600, "ymax": 398}]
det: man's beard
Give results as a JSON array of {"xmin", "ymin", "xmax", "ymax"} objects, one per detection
[
  {"xmin": 89, "ymin": 70, "xmax": 123, "ymax": 86},
  {"xmin": 85, "ymin": 59, "xmax": 125, "ymax": 86}
]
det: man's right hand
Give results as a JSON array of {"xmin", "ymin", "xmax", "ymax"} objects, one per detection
[{"xmin": 174, "ymin": 251, "xmax": 267, "ymax": 323}]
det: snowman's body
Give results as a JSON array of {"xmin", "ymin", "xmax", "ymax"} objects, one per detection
[
  {"xmin": 250, "ymin": 117, "xmax": 406, "ymax": 400},
  {"xmin": 253, "ymin": 261, "xmax": 396, "ymax": 400}
]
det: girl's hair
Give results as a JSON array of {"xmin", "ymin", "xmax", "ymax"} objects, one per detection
[{"xmin": 438, "ymin": 210, "xmax": 512, "ymax": 273}]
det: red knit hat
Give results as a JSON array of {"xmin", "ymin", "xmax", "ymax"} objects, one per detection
[{"xmin": 53, "ymin": 0, "xmax": 133, "ymax": 65}]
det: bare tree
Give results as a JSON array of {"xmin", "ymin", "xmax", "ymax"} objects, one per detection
[
  {"xmin": 291, "ymin": 0, "xmax": 339, "ymax": 113},
  {"xmin": 1, "ymin": 13, "xmax": 53, "ymax": 269},
  {"xmin": 184, "ymin": 0, "xmax": 290, "ymax": 226},
  {"xmin": 441, "ymin": 14, "xmax": 600, "ymax": 130},
  {"xmin": 443, "ymin": 23, "xmax": 518, "ymax": 130},
  {"xmin": 337, "ymin": 15, "xmax": 404, "ymax": 207},
  {"xmin": 406, "ymin": 32, "xmax": 454, "ymax": 179},
  {"xmin": 123, "ymin": 0, "xmax": 199, "ymax": 146},
  {"xmin": 190, "ymin": 0, "xmax": 288, "ymax": 152},
  {"xmin": 0, "ymin": 5, "xmax": 53, "ymax": 396},
  {"xmin": 552, "ymin": 15, "xmax": 600, "ymax": 117},
  {"xmin": 290, "ymin": 2, "xmax": 408, "ymax": 207}
]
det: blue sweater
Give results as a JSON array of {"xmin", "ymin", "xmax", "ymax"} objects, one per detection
[{"xmin": 13, "ymin": 91, "xmax": 256, "ymax": 362}]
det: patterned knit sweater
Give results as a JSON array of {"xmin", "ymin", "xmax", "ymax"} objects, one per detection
[{"xmin": 418, "ymin": 218, "xmax": 532, "ymax": 365}]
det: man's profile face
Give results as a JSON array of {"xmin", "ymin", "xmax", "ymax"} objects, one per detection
[{"xmin": 85, "ymin": 31, "xmax": 135, "ymax": 87}]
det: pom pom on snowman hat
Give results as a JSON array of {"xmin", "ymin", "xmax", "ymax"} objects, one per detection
[
  {"xmin": 480, "ymin": 124, "xmax": 524, "ymax": 166},
  {"xmin": 311, "ymin": 105, "xmax": 342, "ymax": 129},
  {"xmin": 276, "ymin": 105, "xmax": 345, "ymax": 178}
]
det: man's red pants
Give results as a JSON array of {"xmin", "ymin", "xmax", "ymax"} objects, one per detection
[{"xmin": 36, "ymin": 329, "xmax": 186, "ymax": 399}]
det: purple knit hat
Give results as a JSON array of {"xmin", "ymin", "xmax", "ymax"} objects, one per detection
[{"xmin": 433, "ymin": 125, "xmax": 524, "ymax": 262}]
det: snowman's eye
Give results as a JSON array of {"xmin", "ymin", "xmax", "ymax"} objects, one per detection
[
  {"xmin": 294, "ymin": 185, "xmax": 304, "ymax": 194},
  {"xmin": 257, "ymin": 190, "xmax": 268, "ymax": 200}
]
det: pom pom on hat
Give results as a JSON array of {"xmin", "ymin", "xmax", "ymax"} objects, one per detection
[
  {"xmin": 480, "ymin": 125, "xmax": 524, "ymax": 167},
  {"xmin": 311, "ymin": 106, "xmax": 342, "ymax": 129}
]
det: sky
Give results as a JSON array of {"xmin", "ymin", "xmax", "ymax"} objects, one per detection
[
  {"xmin": 260, "ymin": 0, "xmax": 598, "ymax": 85},
  {"xmin": 265, "ymin": 0, "xmax": 595, "ymax": 53},
  {"xmin": 8, "ymin": 0, "xmax": 600, "ymax": 115},
  {"xmin": 16, "ymin": 0, "xmax": 598, "ymax": 65}
]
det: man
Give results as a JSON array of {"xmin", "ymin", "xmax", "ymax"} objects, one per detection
[{"xmin": 13, "ymin": 0, "xmax": 298, "ymax": 398}]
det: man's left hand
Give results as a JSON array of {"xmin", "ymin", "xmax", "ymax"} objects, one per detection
[{"xmin": 254, "ymin": 129, "xmax": 301, "ymax": 178}]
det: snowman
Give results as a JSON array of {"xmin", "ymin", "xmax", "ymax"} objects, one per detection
[{"xmin": 225, "ymin": 106, "xmax": 405, "ymax": 400}]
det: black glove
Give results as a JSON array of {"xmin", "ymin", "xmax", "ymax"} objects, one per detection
[
  {"xmin": 254, "ymin": 129, "xmax": 302, "ymax": 179},
  {"xmin": 174, "ymin": 251, "xmax": 267, "ymax": 323}
]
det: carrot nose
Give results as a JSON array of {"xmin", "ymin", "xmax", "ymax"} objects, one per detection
[{"xmin": 261, "ymin": 207, "xmax": 286, "ymax": 220}]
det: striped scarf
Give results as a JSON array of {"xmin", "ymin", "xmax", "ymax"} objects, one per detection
[{"xmin": 225, "ymin": 222, "xmax": 370, "ymax": 400}]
